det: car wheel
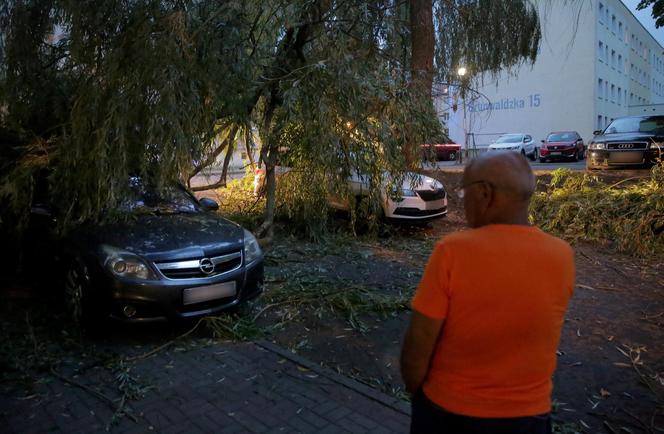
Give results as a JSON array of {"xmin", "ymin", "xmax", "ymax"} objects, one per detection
[
  {"xmin": 579, "ymin": 148, "xmax": 585, "ymax": 160},
  {"xmin": 521, "ymin": 149, "xmax": 526, "ymax": 158},
  {"xmin": 448, "ymin": 152, "xmax": 456, "ymax": 161},
  {"xmin": 573, "ymin": 150, "xmax": 579, "ymax": 161},
  {"xmin": 353, "ymin": 196, "xmax": 384, "ymax": 234},
  {"xmin": 531, "ymin": 148, "xmax": 539, "ymax": 161},
  {"xmin": 63, "ymin": 260, "xmax": 99, "ymax": 328}
]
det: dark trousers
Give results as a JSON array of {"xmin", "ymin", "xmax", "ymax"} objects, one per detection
[{"xmin": 411, "ymin": 389, "xmax": 552, "ymax": 434}]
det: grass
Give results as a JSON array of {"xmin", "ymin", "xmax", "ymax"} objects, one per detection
[{"xmin": 530, "ymin": 164, "xmax": 664, "ymax": 258}]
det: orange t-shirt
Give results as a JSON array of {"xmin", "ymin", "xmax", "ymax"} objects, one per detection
[{"xmin": 412, "ymin": 224, "xmax": 575, "ymax": 418}]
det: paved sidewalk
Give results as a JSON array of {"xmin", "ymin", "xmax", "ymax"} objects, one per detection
[{"xmin": 1, "ymin": 340, "xmax": 410, "ymax": 433}]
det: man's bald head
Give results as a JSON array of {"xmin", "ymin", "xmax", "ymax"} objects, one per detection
[
  {"xmin": 464, "ymin": 152, "xmax": 536, "ymax": 201},
  {"xmin": 462, "ymin": 152, "xmax": 535, "ymax": 227}
]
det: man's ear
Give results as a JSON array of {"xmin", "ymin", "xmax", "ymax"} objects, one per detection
[{"xmin": 479, "ymin": 181, "xmax": 494, "ymax": 209}]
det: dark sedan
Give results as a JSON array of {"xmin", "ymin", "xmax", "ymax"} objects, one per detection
[
  {"xmin": 587, "ymin": 115, "xmax": 664, "ymax": 169},
  {"xmin": 539, "ymin": 131, "xmax": 585, "ymax": 162},
  {"xmin": 29, "ymin": 180, "xmax": 263, "ymax": 325}
]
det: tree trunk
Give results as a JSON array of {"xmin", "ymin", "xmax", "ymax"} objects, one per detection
[
  {"xmin": 190, "ymin": 127, "xmax": 239, "ymax": 191},
  {"xmin": 255, "ymin": 103, "xmax": 277, "ymax": 241},
  {"xmin": 188, "ymin": 125, "xmax": 238, "ymax": 184},
  {"xmin": 407, "ymin": 0, "xmax": 435, "ymax": 167}
]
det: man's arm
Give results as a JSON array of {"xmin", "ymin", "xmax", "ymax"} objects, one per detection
[{"xmin": 400, "ymin": 310, "xmax": 444, "ymax": 394}]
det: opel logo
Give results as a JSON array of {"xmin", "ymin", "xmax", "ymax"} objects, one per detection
[
  {"xmin": 617, "ymin": 143, "xmax": 633, "ymax": 149},
  {"xmin": 199, "ymin": 258, "xmax": 215, "ymax": 275}
]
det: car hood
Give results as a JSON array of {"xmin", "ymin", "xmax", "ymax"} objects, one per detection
[
  {"xmin": 544, "ymin": 141, "xmax": 576, "ymax": 147},
  {"xmin": 489, "ymin": 143, "xmax": 521, "ymax": 149},
  {"xmin": 398, "ymin": 173, "xmax": 444, "ymax": 191},
  {"xmin": 593, "ymin": 132, "xmax": 664, "ymax": 143},
  {"xmin": 76, "ymin": 212, "xmax": 244, "ymax": 260}
]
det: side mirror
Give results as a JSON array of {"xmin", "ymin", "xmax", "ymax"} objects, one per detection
[
  {"xmin": 593, "ymin": 130, "xmax": 602, "ymax": 136},
  {"xmin": 540, "ymin": 139, "xmax": 545, "ymax": 143},
  {"xmin": 199, "ymin": 197, "xmax": 219, "ymax": 211},
  {"xmin": 577, "ymin": 138, "xmax": 583, "ymax": 143}
]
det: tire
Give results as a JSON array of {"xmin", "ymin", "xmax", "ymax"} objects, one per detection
[
  {"xmin": 448, "ymin": 152, "xmax": 456, "ymax": 161},
  {"xmin": 573, "ymin": 150, "xmax": 579, "ymax": 162},
  {"xmin": 521, "ymin": 150, "xmax": 526, "ymax": 158},
  {"xmin": 63, "ymin": 259, "xmax": 101, "ymax": 329},
  {"xmin": 579, "ymin": 148, "xmax": 585, "ymax": 160},
  {"xmin": 528, "ymin": 148, "xmax": 537, "ymax": 161}
]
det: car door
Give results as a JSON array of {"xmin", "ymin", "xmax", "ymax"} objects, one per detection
[
  {"xmin": 523, "ymin": 135, "xmax": 534, "ymax": 154},
  {"xmin": 575, "ymin": 133, "xmax": 584, "ymax": 153}
]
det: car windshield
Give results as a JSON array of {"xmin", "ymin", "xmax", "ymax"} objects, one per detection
[
  {"xmin": 121, "ymin": 178, "xmax": 201, "ymax": 214},
  {"xmin": 547, "ymin": 133, "xmax": 576, "ymax": 142},
  {"xmin": 496, "ymin": 135, "xmax": 522, "ymax": 143},
  {"xmin": 604, "ymin": 116, "xmax": 664, "ymax": 134}
]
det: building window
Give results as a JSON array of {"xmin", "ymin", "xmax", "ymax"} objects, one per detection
[
  {"xmin": 597, "ymin": 115, "xmax": 603, "ymax": 130},
  {"xmin": 611, "ymin": 50, "xmax": 616, "ymax": 68},
  {"xmin": 605, "ymin": 81, "xmax": 608, "ymax": 99},
  {"xmin": 611, "ymin": 84, "xmax": 615, "ymax": 103},
  {"xmin": 618, "ymin": 54, "xmax": 623, "ymax": 73},
  {"xmin": 598, "ymin": 78, "xmax": 604, "ymax": 99},
  {"xmin": 598, "ymin": 2, "xmax": 604, "ymax": 23},
  {"xmin": 598, "ymin": 41, "xmax": 604, "ymax": 61},
  {"xmin": 618, "ymin": 22, "xmax": 623, "ymax": 40},
  {"xmin": 617, "ymin": 87, "xmax": 621, "ymax": 105}
]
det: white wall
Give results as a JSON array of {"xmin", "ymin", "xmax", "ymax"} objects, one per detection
[{"xmin": 445, "ymin": 0, "xmax": 664, "ymax": 147}]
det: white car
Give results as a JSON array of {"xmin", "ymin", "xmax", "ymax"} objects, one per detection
[
  {"xmin": 328, "ymin": 171, "xmax": 448, "ymax": 222},
  {"xmin": 488, "ymin": 133, "xmax": 538, "ymax": 160},
  {"xmin": 254, "ymin": 168, "xmax": 448, "ymax": 222}
]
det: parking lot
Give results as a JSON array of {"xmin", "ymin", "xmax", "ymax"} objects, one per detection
[{"xmin": 427, "ymin": 158, "xmax": 587, "ymax": 171}]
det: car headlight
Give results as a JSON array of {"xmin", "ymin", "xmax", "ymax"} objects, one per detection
[
  {"xmin": 243, "ymin": 229, "xmax": 262, "ymax": 264},
  {"xmin": 589, "ymin": 143, "xmax": 605, "ymax": 150},
  {"xmin": 100, "ymin": 244, "xmax": 156, "ymax": 280}
]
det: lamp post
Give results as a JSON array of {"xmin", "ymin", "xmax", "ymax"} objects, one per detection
[{"xmin": 457, "ymin": 66, "xmax": 468, "ymax": 163}]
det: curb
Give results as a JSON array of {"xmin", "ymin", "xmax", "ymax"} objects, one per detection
[{"xmin": 256, "ymin": 340, "xmax": 411, "ymax": 417}]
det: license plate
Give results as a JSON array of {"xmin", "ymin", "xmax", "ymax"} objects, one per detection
[
  {"xmin": 609, "ymin": 151, "xmax": 644, "ymax": 164},
  {"xmin": 550, "ymin": 152, "xmax": 561, "ymax": 156},
  {"xmin": 183, "ymin": 281, "xmax": 237, "ymax": 305}
]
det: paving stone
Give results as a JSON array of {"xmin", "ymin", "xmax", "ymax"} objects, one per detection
[{"xmin": 3, "ymin": 341, "xmax": 409, "ymax": 434}]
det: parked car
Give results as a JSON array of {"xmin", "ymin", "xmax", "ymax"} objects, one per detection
[
  {"xmin": 487, "ymin": 133, "xmax": 538, "ymax": 160},
  {"xmin": 327, "ymin": 171, "xmax": 448, "ymax": 222},
  {"xmin": 587, "ymin": 115, "xmax": 664, "ymax": 169},
  {"xmin": 27, "ymin": 178, "xmax": 264, "ymax": 325},
  {"xmin": 539, "ymin": 131, "xmax": 585, "ymax": 162},
  {"xmin": 421, "ymin": 143, "xmax": 462, "ymax": 161},
  {"xmin": 254, "ymin": 165, "xmax": 447, "ymax": 222}
]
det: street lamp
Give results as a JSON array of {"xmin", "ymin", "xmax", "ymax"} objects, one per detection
[{"xmin": 456, "ymin": 66, "xmax": 468, "ymax": 163}]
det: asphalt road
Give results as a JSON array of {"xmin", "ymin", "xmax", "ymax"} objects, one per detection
[{"xmin": 429, "ymin": 159, "xmax": 587, "ymax": 171}]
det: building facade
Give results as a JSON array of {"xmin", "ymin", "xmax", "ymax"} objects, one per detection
[{"xmin": 444, "ymin": 0, "xmax": 664, "ymax": 148}]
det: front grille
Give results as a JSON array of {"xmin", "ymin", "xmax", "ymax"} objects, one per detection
[
  {"xmin": 394, "ymin": 206, "xmax": 447, "ymax": 217},
  {"xmin": 416, "ymin": 188, "xmax": 446, "ymax": 202},
  {"xmin": 607, "ymin": 142, "xmax": 647, "ymax": 150},
  {"xmin": 155, "ymin": 251, "xmax": 242, "ymax": 279}
]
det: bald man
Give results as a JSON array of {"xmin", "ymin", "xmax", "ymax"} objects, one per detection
[{"xmin": 401, "ymin": 153, "xmax": 575, "ymax": 434}]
